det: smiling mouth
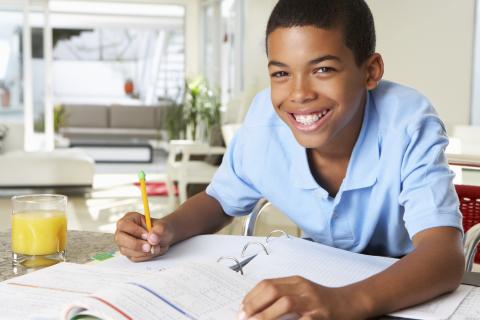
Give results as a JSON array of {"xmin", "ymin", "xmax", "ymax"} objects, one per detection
[{"xmin": 291, "ymin": 109, "xmax": 330, "ymax": 126}]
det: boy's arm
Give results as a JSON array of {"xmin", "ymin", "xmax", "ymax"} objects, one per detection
[
  {"xmin": 162, "ymin": 191, "xmax": 233, "ymax": 244},
  {"xmin": 240, "ymin": 226, "xmax": 464, "ymax": 320},
  {"xmin": 347, "ymin": 226, "xmax": 464, "ymax": 318},
  {"xmin": 114, "ymin": 191, "xmax": 233, "ymax": 262}
]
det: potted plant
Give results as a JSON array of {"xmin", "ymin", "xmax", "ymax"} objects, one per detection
[{"xmin": 165, "ymin": 77, "xmax": 221, "ymax": 142}]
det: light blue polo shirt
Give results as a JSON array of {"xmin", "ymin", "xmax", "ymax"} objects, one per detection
[{"xmin": 206, "ymin": 80, "xmax": 462, "ymax": 257}]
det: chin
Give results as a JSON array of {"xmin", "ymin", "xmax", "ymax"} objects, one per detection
[{"xmin": 292, "ymin": 132, "xmax": 329, "ymax": 150}]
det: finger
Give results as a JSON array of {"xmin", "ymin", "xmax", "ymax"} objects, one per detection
[
  {"xmin": 250, "ymin": 296, "xmax": 299, "ymax": 320},
  {"xmin": 119, "ymin": 247, "xmax": 153, "ymax": 262},
  {"xmin": 151, "ymin": 244, "xmax": 170, "ymax": 256},
  {"xmin": 148, "ymin": 221, "xmax": 174, "ymax": 246},
  {"xmin": 116, "ymin": 212, "xmax": 148, "ymax": 239},
  {"xmin": 119, "ymin": 242, "xmax": 170, "ymax": 262},
  {"xmin": 118, "ymin": 245, "xmax": 150, "ymax": 258},
  {"xmin": 115, "ymin": 229, "xmax": 149, "ymax": 253},
  {"xmin": 243, "ymin": 277, "xmax": 297, "ymax": 306},
  {"xmin": 243, "ymin": 278, "xmax": 297, "ymax": 317}
]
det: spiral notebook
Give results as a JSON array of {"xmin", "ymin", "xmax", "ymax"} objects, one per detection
[{"xmin": 1, "ymin": 233, "xmax": 474, "ymax": 320}]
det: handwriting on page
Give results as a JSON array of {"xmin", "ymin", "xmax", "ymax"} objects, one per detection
[
  {"xmin": 70, "ymin": 263, "xmax": 256, "ymax": 320},
  {"xmin": 144, "ymin": 263, "xmax": 256, "ymax": 319}
]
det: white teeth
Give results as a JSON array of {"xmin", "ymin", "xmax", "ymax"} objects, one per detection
[
  {"xmin": 295, "ymin": 114, "xmax": 319, "ymax": 125},
  {"xmin": 293, "ymin": 110, "xmax": 328, "ymax": 126}
]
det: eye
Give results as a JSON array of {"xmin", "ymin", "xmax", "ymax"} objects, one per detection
[
  {"xmin": 314, "ymin": 67, "xmax": 335, "ymax": 74},
  {"xmin": 271, "ymin": 71, "xmax": 289, "ymax": 78}
]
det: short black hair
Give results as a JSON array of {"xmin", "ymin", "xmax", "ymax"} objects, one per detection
[{"xmin": 266, "ymin": 0, "xmax": 376, "ymax": 65}]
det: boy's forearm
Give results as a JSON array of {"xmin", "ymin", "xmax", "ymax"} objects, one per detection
[
  {"xmin": 162, "ymin": 191, "xmax": 233, "ymax": 244},
  {"xmin": 342, "ymin": 227, "xmax": 464, "ymax": 318}
]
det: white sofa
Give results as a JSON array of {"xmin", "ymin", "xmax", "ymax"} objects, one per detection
[{"xmin": 0, "ymin": 122, "xmax": 95, "ymax": 189}]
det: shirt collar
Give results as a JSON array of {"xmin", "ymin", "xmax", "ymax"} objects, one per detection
[
  {"xmin": 289, "ymin": 91, "xmax": 380, "ymax": 193},
  {"xmin": 341, "ymin": 91, "xmax": 380, "ymax": 191}
]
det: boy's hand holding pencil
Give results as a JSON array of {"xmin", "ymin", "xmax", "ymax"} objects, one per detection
[{"xmin": 113, "ymin": 171, "xmax": 175, "ymax": 262}]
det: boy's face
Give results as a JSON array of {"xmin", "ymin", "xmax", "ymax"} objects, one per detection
[{"xmin": 267, "ymin": 26, "xmax": 381, "ymax": 153}]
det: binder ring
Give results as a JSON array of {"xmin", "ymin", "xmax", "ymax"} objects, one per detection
[
  {"xmin": 266, "ymin": 230, "xmax": 290, "ymax": 243},
  {"xmin": 241, "ymin": 242, "xmax": 269, "ymax": 258},
  {"xmin": 217, "ymin": 256, "xmax": 244, "ymax": 275}
]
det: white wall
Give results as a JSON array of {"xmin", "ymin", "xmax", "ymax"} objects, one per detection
[
  {"xmin": 242, "ymin": 0, "xmax": 277, "ymax": 93},
  {"xmin": 240, "ymin": 0, "xmax": 476, "ymax": 132},
  {"xmin": 367, "ymin": 0, "xmax": 476, "ymax": 132},
  {"xmin": 472, "ymin": 0, "xmax": 480, "ymax": 125}
]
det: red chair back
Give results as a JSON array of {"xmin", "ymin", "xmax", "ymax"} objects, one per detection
[{"xmin": 455, "ymin": 184, "xmax": 480, "ymax": 264}]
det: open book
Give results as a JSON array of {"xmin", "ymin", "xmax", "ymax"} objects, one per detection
[{"xmin": 2, "ymin": 234, "xmax": 473, "ymax": 320}]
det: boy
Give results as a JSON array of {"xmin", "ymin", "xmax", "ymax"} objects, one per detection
[{"xmin": 115, "ymin": 0, "xmax": 465, "ymax": 319}]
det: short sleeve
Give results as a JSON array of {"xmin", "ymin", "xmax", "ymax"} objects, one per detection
[
  {"xmin": 206, "ymin": 126, "xmax": 262, "ymax": 216},
  {"xmin": 398, "ymin": 118, "xmax": 463, "ymax": 238}
]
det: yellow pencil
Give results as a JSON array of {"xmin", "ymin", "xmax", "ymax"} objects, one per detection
[{"xmin": 138, "ymin": 171, "xmax": 153, "ymax": 254}]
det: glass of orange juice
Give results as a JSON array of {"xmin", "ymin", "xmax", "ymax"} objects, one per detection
[{"xmin": 11, "ymin": 194, "xmax": 67, "ymax": 269}]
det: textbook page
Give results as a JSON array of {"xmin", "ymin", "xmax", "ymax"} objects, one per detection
[
  {"xmin": 99, "ymin": 234, "xmax": 265, "ymax": 272},
  {"xmin": 2, "ymin": 262, "xmax": 160, "ymax": 320},
  {"xmin": 0, "ymin": 283, "xmax": 81, "ymax": 320},
  {"xmin": 450, "ymin": 286, "xmax": 480, "ymax": 319},
  {"xmin": 5, "ymin": 262, "xmax": 157, "ymax": 294},
  {"xmin": 64, "ymin": 263, "xmax": 256, "ymax": 320},
  {"xmin": 389, "ymin": 285, "xmax": 473, "ymax": 320},
  {"xmin": 242, "ymin": 237, "xmax": 471, "ymax": 320},
  {"xmin": 243, "ymin": 237, "xmax": 397, "ymax": 286}
]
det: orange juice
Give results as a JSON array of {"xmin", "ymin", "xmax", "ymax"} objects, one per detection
[{"xmin": 11, "ymin": 210, "xmax": 67, "ymax": 256}]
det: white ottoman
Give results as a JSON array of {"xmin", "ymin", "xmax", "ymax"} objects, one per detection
[{"xmin": 0, "ymin": 148, "xmax": 94, "ymax": 188}]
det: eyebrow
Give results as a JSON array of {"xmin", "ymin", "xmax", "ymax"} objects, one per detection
[{"xmin": 268, "ymin": 55, "xmax": 341, "ymax": 68}]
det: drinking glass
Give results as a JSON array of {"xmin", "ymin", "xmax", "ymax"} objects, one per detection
[{"xmin": 11, "ymin": 194, "xmax": 67, "ymax": 269}]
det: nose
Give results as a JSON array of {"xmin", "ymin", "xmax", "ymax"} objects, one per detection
[{"xmin": 290, "ymin": 76, "xmax": 316, "ymax": 104}]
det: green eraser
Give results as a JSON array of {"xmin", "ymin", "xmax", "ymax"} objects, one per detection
[
  {"xmin": 138, "ymin": 170, "xmax": 145, "ymax": 180},
  {"xmin": 92, "ymin": 251, "xmax": 115, "ymax": 261}
]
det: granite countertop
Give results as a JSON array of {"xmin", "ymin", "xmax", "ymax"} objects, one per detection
[{"xmin": 0, "ymin": 230, "xmax": 117, "ymax": 281}]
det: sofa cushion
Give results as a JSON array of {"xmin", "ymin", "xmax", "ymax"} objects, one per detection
[
  {"xmin": 63, "ymin": 104, "xmax": 109, "ymax": 128},
  {"xmin": 110, "ymin": 105, "xmax": 159, "ymax": 129}
]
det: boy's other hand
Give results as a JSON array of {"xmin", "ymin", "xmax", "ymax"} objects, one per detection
[
  {"xmin": 114, "ymin": 212, "xmax": 174, "ymax": 262},
  {"xmin": 239, "ymin": 276, "xmax": 361, "ymax": 320}
]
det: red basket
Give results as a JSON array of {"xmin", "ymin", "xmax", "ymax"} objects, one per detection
[{"xmin": 455, "ymin": 184, "xmax": 480, "ymax": 264}]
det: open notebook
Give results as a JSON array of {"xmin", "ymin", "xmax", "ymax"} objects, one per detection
[{"xmin": 1, "ymin": 234, "xmax": 473, "ymax": 320}]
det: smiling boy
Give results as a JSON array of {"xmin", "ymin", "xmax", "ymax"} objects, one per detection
[{"xmin": 114, "ymin": 0, "xmax": 465, "ymax": 319}]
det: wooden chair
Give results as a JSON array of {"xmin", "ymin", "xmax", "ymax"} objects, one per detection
[{"xmin": 165, "ymin": 123, "xmax": 241, "ymax": 208}]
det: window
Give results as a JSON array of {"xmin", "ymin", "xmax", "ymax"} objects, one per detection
[
  {"xmin": 0, "ymin": 1, "xmax": 186, "ymax": 150},
  {"xmin": 201, "ymin": 0, "xmax": 244, "ymax": 106},
  {"xmin": 0, "ymin": 7, "xmax": 23, "ymax": 114}
]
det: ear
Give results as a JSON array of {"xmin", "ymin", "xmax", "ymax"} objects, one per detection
[{"xmin": 364, "ymin": 53, "xmax": 384, "ymax": 90}]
